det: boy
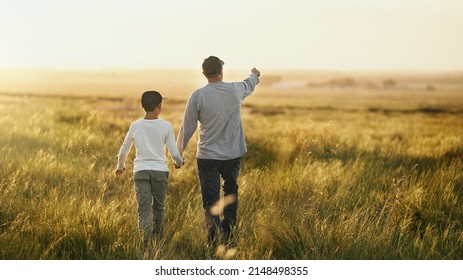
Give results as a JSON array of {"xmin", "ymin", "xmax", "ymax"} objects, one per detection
[{"xmin": 116, "ymin": 90, "xmax": 183, "ymax": 247}]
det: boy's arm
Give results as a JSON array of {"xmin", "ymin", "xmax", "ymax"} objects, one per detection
[
  {"xmin": 116, "ymin": 125, "xmax": 134, "ymax": 175},
  {"xmin": 176, "ymin": 93, "xmax": 199, "ymax": 155},
  {"xmin": 166, "ymin": 123, "xmax": 184, "ymax": 167}
]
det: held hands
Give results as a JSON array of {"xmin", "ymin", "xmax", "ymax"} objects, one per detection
[
  {"xmin": 115, "ymin": 168, "xmax": 125, "ymax": 176},
  {"xmin": 174, "ymin": 158, "xmax": 185, "ymax": 169},
  {"xmin": 251, "ymin": 67, "xmax": 260, "ymax": 77}
]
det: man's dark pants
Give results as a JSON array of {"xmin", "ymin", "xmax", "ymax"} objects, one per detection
[{"xmin": 197, "ymin": 157, "xmax": 241, "ymax": 245}]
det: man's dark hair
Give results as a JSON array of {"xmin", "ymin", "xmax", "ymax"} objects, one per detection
[
  {"xmin": 202, "ymin": 56, "xmax": 224, "ymax": 78},
  {"xmin": 141, "ymin": 91, "xmax": 162, "ymax": 112}
]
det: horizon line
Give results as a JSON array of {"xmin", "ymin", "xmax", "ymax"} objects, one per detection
[{"xmin": 1, "ymin": 67, "xmax": 463, "ymax": 74}]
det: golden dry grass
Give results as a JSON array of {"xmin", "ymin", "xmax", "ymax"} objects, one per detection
[{"xmin": 1, "ymin": 70, "xmax": 462, "ymax": 259}]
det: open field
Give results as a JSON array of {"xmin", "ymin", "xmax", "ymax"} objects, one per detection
[{"xmin": 1, "ymin": 70, "xmax": 463, "ymax": 259}]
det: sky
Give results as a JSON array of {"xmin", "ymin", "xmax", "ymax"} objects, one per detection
[{"xmin": 1, "ymin": 0, "xmax": 463, "ymax": 71}]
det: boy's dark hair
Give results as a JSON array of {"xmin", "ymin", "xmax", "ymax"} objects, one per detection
[{"xmin": 141, "ymin": 91, "xmax": 163, "ymax": 112}]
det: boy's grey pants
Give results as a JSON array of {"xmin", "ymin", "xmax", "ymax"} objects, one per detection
[{"xmin": 133, "ymin": 170, "xmax": 169, "ymax": 245}]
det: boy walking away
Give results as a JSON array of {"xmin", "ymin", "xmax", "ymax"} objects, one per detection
[{"xmin": 116, "ymin": 91, "xmax": 183, "ymax": 248}]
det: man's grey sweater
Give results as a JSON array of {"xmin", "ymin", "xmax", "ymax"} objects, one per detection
[{"xmin": 177, "ymin": 73, "xmax": 260, "ymax": 160}]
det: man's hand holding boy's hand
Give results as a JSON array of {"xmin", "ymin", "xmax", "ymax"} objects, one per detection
[{"xmin": 174, "ymin": 158, "xmax": 185, "ymax": 169}]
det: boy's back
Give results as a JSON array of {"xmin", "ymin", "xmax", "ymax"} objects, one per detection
[{"xmin": 118, "ymin": 118, "xmax": 182, "ymax": 173}]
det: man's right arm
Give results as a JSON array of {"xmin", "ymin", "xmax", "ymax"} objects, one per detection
[
  {"xmin": 234, "ymin": 67, "xmax": 261, "ymax": 100},
  {"xmin": 251, "ymin": 67, "xmax": 260, "ymax": 77},
  {"xmin": 176, "ymin": 93, "xmax": 199, "ymax": 155}
]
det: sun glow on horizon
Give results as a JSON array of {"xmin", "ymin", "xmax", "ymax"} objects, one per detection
[{"xmin": 1, "ymin": 0, "xmax": 463, "ymax": 71}]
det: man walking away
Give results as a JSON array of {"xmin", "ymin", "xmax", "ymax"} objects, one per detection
[{"xmin": 177, "ymin": 56, "xmax": 260, "ymax": 247}]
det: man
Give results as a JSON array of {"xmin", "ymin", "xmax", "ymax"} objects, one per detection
[{"xmin": 177, "ymin": 56, "xmax": 260, "ymax": 246}]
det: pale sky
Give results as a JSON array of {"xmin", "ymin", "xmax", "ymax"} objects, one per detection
[{"xmin": 1, "ymin": 0, "xmax": 463, "ymax": 71}]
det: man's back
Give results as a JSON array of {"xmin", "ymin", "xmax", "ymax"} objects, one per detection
[{"xmin": 177, "ymin": 74, "xmax": 259, "ymax": 160}]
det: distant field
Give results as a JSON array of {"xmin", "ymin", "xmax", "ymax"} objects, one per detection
[{"xmin": 1, "ymin": 70, "xmax": 462, "ymax": 259}]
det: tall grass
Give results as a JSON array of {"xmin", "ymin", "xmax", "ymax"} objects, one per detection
[{"xmin": 1, "ymin": 92, "xmax": 462, "ymax": 259}]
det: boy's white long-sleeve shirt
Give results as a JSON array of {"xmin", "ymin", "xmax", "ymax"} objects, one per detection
[
  {"xmin": 117, "ymin": 119, "xmax": 183, "ymax": 173},
  {"xmin": 177, "ymin": 73, "xmax": 259, "ymax": 160}
]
